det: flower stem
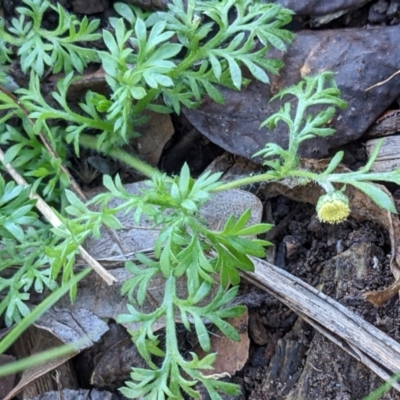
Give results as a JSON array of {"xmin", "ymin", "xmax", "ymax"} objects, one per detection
[
  {"xmin": 316, "ymin": 180, "xmax": 335, "ymax": 193},
  {"xmin": 79, "ymin": 131, "xmax": 351, "ymax": 195},
  {"xmin": 211, "ymin": 172, "xmax": 277, "ymax": 192}
]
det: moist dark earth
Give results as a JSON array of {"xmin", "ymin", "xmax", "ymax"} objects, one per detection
[{"xmin": 3, "ymin": 0, "xmax": 400, "ymax": 399}]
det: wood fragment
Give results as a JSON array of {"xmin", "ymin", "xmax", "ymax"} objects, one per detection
[
  {"xmin": 0, "ymin": 148, "xmax": 117, "ymax": 285},
  {"xmin": 365, "ymin": 135, "xmax": 400, "ymax": 172},
  {"xmin": 0, "ymin": 85, "xmax": 86, "ymax": 201},
  {"xmin": 242, "ymin": 257, "xmax": 400, "ymax": 392}
]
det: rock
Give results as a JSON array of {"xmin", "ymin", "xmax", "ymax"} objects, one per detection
[
  {"xmin": 374, "ymin": 0, "xmax": 390, "ymax": 13},
  {"xmin": 71, "ymin": 0, "xmax": 109, "ymax": 14},
  {"xmin": 184, "ymin": 26, "xmax": 400, "ymax": 161},
  {"xmin": 123, "ymin": 0, "xmax": 168, "ymax": 10},
  {"xmin": 368, "ymin": 0, "xmax": 389, "ymax": 23},
  {"xmin": 387, "ymin": 0, "xmax": 400, "ymax": 19},
  {"xmin": 273, "ymin": 0, "xmax": 371, "ymax": 17}
]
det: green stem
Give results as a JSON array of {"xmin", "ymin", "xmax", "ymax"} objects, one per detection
[
  {"xmin": 133, "ymin": 88, "xmax": 160, "ymax": 115},
  {"xmin": 211, "ymin": 172, "xmax": 277, "ymax": 192},
  {"xmin": 213, "ymin": 168, "xmax": 329, "ymax": 193},
  {"xmin": 162, "ymin": 275, "xmax": 186, "ymax": 379},
  {"xmin": 286, "ymin": 169, "xmax": 317, "ymax": 179},
  {"xmin": 281, "ymin": 149, "xmax": 299, "ymax": 175},
  {"xmin": 215, "ymin": 167, "xmax": 400, "ymax": 195},
  {"xmin": 169, "ymin": 24, "xmax": 226, "ymax": 80},
  {"xmin": 65, "ymin": 110, "xmax": 114, "ymax": 132},
  {"xmin": 316, "ymin": 180, "xmax": 335, "ymax": 193},
  {"xmin": 292, "ymin": 102, "xmax": 307, "ymax": 137},
  {"xmin": 281, "ymin": 103, "xmax": 307, "ymax": 174},
  {"xmin": 77, "ymin": 131, "xmax": 368, "ymax": 197},
  {"xmin": 81, "ymin": 133, "xmax": 280, "ymax": 192},
  {"xmin": 81, "ymin": 128, "xmax": 374, "ymax": 197},
  {"xmin": 164, "ymin": 275, "xmax": 178, "ymax": 358},
  {"xmin": 79, "ymin": 134, "xmax": 159, "ymax": 178},
  {"xmin": 172, "ymin": 49, "xmax": 203, "ymax": 76}
]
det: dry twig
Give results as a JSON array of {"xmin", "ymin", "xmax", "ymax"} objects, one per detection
[{"xmin": 0, "ymin": 148, "xmax": 117, "ymax": 285}]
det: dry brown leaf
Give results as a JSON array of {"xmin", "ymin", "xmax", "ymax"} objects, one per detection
[
  {"xmin": 196, "ymin": 308, "xmax": 250, "ymax": 376},
  {"xmin": 362, "ymin": 278, "xmax": 400, "ymax": 306}
]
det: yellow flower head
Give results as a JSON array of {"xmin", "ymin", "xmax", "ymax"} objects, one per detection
[{"xmin": 316, "ymin": 191, "xmax": 350, "ymax": 224}]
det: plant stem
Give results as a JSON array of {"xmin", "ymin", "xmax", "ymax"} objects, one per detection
[
  {"xmin": 162, "ymin": 275, "xmax": 185, "ymax": 384},
  {"xmin": 164, "ymin": 275, "xmax": 178, "ymax": 358},
  {"xmin": 81, "ymin": 129, "xmax": 372, "ymax": 195},
  {"xmin": 316, "ymin": 180, "xmax": 335, "ymax": 193},
  {"xmin": 76, "ymin": 133, "xmax": 371, "ymax": 196},
  {"xmin": 133, "ymin": 88, "xmax": 160, "ymax": 114},
  {"xmin": 79, "ymin": 134, "xmax": 159, "ymax": 178},
  {"xmin": 212, "ymin": 172, "xmax": 277, "ymax": 192},
  {"xmin": 281, "ymin": 103, "xmax": 306, "ymax": 174}
]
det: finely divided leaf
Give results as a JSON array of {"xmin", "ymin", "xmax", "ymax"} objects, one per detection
[{"xmin": 349, "ymin": 181, "xmax": 397, "ymax": 214}]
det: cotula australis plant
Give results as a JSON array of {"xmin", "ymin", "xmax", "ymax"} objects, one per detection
[{"xmin": 1, "ymin": 1, "xmax": 400, "ymax": 398}]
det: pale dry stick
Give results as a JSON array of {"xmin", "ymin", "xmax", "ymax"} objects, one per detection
[
  {"xmin": 0, "ymin": 148, "xmax": 117, "ymax": 285},
  {"xmin": 0, "ymin": 86, "xmax": 126, "ymax": 254},
  {"xmin": 365, "ymin": 69, "xmax": 400, "ymax": 91},
  {"xmin": 0, "ymin": 86, "xmax": 87, "ymax": 201},
  {"xmin": 242, "ymin": 257, "xmax": 400, "ymax": 392}
]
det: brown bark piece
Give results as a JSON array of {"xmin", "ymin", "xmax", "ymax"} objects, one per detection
[
  {"xmin": 248, "ymin": 311, "xmax": 269, "ymax": 346},
  {"xmin": 250, "ymin": 319, "xmax": 308, "ymax": 399},
  {"xmin": 87, "ymin": 323, "xmax": 146, "ymax": 390},
  {"xmin": 365, "ymin": 110, "xmax": 400, "ymax": 138},
  {"xmin": 134, "ymin": 110, "xmax": 175, "ymax": 167}
]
